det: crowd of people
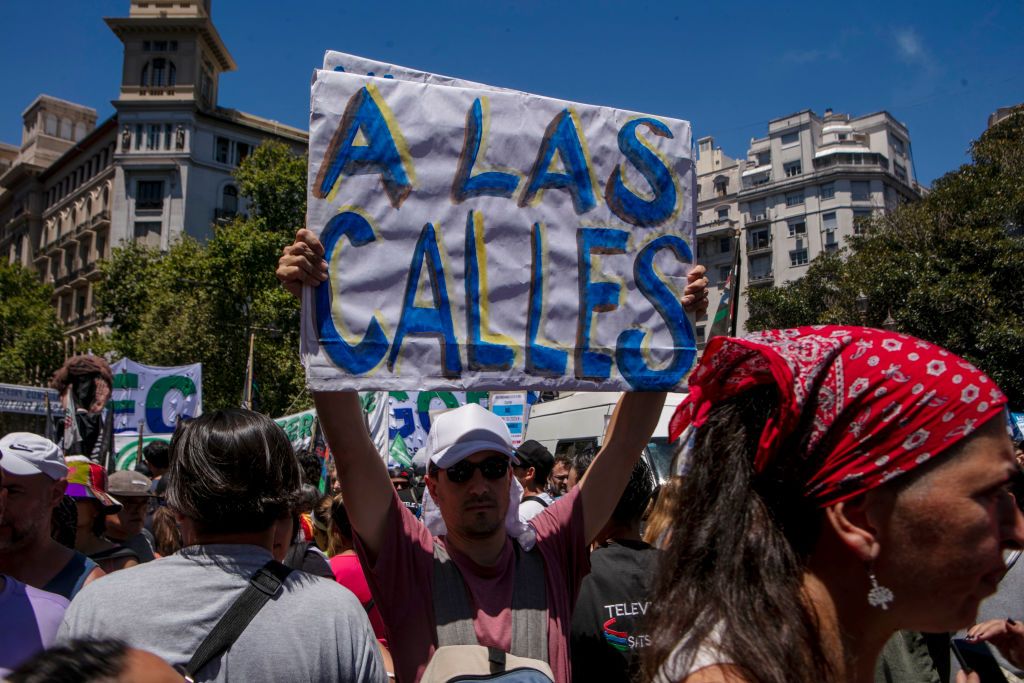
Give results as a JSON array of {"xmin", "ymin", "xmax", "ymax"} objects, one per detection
[{"xmin": 1, "ymin": 229, "xmax": 1023, "ymax": 683}]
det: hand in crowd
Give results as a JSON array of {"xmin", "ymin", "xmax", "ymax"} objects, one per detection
[
  {"xmin": 965, "ymin": 618, "xmax": 1024, "ymax": 668},
  {"xmin": 275, "ymin": 228, "xmax": 712, "ymax": 314}
]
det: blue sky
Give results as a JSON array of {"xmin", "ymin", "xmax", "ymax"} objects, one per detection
[{"xmin": 2, "ymin": 1, "xmax": 1022, "ymax": 186}]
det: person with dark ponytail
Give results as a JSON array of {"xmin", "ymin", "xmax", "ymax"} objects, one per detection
[{"xmin": 642, "ymin": 326, "xmax": 1024, "ymax": 683}]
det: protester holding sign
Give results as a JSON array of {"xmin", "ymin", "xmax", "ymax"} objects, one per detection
[{"xmin": 277, "ymin": 226, "xmax": 707, "ymax": 683}]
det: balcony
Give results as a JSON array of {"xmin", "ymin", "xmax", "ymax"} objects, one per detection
[
  {"xmin": 697, "ymin": 218, "xmax": 737, "ymax": 236},
  {"xmin": 747, "ymin": 236, "xmax": 773, "ymax": 255},
  {"xmin": 89, "ymin": 210, "xmax": 111, "ymax": 229},
  {"xmin": 213, "ymin": 208, "xmax": 237, "ymax": 225},
  {"xmin": 748, "ymin": 271, "xmax": 774, "ymax": 286},
  {"xmin": 746, "ymin": 213, "xmax": 770, "ymax": 226}
]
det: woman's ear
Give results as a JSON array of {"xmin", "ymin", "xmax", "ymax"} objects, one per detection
[{"xmin": 823, "ymin": 495, "xmax": 883, "ymax": 563}]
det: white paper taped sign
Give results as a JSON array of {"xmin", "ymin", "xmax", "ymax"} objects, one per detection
[{"xmin": 303, "ymin": 56, "xmax": 697, "ymax": 393}]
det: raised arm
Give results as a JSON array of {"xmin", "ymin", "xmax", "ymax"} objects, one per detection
[
  {"xmin": 277, "ymin": 229, "xmax": 394, "ymax": 560},
  {"xmin": 313, "ymin": 391, "xmax": 395, "ymax": 561},
  {"xmin": 577, "ymin": 390, "xmax": 666, "ymax": 544}
]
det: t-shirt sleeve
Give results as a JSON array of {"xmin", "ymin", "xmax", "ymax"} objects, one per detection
[
  {"xmin": 353, "ymin": 488, "xmax": 434, "ymax": 629},
  {"xmin": 529, "ymin": 486, "xmax": 590, "ymax": 606}
]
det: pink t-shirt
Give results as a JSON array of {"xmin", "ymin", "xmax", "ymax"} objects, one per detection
[
  {"xmin": 355, "ymin": 486, "xmax": 589, "ymax": 683},
  {"xmin": 329, "ymin": 553, "xmax": 388, "ymax": 646}
]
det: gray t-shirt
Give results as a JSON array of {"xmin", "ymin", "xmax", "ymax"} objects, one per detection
[{"xmin": 58, "ymin": 544, "xmax": 385, "ymax": 682}]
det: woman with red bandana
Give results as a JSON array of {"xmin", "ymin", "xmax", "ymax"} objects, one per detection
[{"xmin": 641, "ymin": 326, "xmax": 1024, "ymax": 683}]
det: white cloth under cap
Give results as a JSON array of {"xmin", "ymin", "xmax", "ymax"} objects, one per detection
[
  {"xmin": 424, "ymin": 403, "xmax": 519, "ymax": 468},
  {"xmin": 0, "ymin": 432, "xmax": 67, "ymax": 480}
]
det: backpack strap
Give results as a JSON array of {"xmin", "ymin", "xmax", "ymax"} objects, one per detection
[
  {"xmin": 184, "ymin": 560, "xmax": 293, "ymax": 679},
  {"xmin": 520, "ymin": 495, "xmax": 549, "ymax": 508},
  {"xmin": 432, "ymin": 542, "xmax": 479, "ymax": 648},
  {"xmin": 430, "ymin": 540, "xmax": 548, "ymax": 662},
  {"xmin": 510, "ymin": 542, "xmax": 547, "ymax": 663}
]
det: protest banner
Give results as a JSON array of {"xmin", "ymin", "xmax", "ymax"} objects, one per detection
[
  {"xmin": 388, "ymin": 390, "xmax": 489, "ymax": 460},
  {"xmin": 303, "ymin": 56, "xmax": 697, "ymax": 393},
  {"xmin": 113, "ymin": 434, "xmax": 171, "ymax": 471},
  {"xmin": 274, "ymin": 408, "xmax": 317, "ymax": 452},
  {"xmin": 0, "ymin": 383, "xmax": 59, "ymax": 416},
  {"xmin": 489, "ymin": 391, "xmax": 530, "ymax": 448},
  {"xmin": 111, "ymin": 359, "xmax": 202, "ymax": 434}
]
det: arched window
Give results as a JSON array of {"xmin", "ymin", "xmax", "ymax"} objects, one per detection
[
  {"xmin": 222, "ymin": 185, "xmax": 238, "ymax": 214},
  {"xmin": 101, "ymin": 185, "xmax": 110, "ymax": 210},
  {"xmin": 60, "ymin": 118, "xmax": 72, "ymax": 140}
]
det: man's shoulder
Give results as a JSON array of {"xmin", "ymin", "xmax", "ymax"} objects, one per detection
[{"xmin": 24, "ymin": 582, "xmax": 71, "ymax": 611}]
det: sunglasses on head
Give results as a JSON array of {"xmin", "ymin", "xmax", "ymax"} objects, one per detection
[{"xmin": 441, "ymin": 456, "xmax": 510, "ymax": 484}]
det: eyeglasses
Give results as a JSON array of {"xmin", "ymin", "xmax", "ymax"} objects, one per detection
[{"xmin": 443, "ymin": 456, "xmax": 510, "ymax": 484}]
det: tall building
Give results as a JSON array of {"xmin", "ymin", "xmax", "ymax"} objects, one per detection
[
  {"xmin": 0, "ymin": 0, "xmax": 306, "ymax": 352},
  {"xmin": 694, "ymin": 108, "xmax": 922, "ymax": 343}
]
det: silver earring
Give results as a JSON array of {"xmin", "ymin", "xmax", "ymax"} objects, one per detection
[{"xmin": 867, "ymin": 571, "xmax": 894, "ymax": 610}]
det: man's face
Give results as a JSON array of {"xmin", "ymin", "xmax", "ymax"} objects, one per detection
[
  {"xmin": 512, "ymin": 464, "xmax": 534, "ymax": 489},
  {"xmin": 871, "ymin": 417, "xmax": 1024, "ymax": 632},
  {"xmin": 549, "ymin": 462, "xmax": 570, "ymax": 496},
  {"xmin": 0, "ymin": 471, "xmax": 64, "ymax": 553},
  {"xmin": 426, "ymin": 451, "xmax": 511, "ymax": 540},
  {"xmin": 107, "ymin": 496, "xmax": 149, "ymax": 539}
]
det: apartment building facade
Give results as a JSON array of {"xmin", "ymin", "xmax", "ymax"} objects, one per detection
[
  {"xmin": 694, "ymin": 108, "xmax": 922, "ymax": 342},
  {"xmin": 0, "ymin": 0, "xmax": 307, "ymax": 352}
]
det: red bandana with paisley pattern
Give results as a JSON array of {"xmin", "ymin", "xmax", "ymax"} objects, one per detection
[{"xmin": 668, "ymin": 326, "xmax": 1008, "ymax": 507}]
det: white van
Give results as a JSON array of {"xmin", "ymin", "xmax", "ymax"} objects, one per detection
[{"xmin": 523, "ymin": 391, "xmax": 688, "ymax": 482}]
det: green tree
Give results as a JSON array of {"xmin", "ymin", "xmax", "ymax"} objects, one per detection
[
  {"xmin": 747, "ymin": 109, "xmax": 1024, "ymax": 406},
  {"xmin": 0, "ymin": 262, "xmax": 65, "ymax": 385},
  {"xmin": 94, "ymin": 141, "xmax": 309, "ymax": 415}
]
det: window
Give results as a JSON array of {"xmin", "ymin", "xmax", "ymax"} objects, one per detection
[
  {"xmin": 714, "ymin": 179, "xmax": 728, "ymax": 197},
  {"xmin": 757, "ymin": 152, "xmax": 771, "ymax": 166},
  {"xmin": 45, "ymin": 114, "xmax": 57, "ymax": 136},
  {"xmin": 136, "ymin": 180, "xmax": 164, "ymax": 210},
  {"xmin": 853, "ymin": 209, "xmax": 872, "ymax": 234},
  {"xmin": 784, "ymin": 161, "xmax": 802, "ymax": 177},
  {"xmin": 153, "ymin": 40, "xmax": 168, "ymax": 52},
  {"xmin": 719, "ymin": 237, "xmax": 732, "ymax": 254},
  {"xmin": 222, "ymin": 185, "xmax": 238, "ymax": 214},
  {"xmin": 749, "ymin": 227, "xmax": 770, "ymax": 250},
  {"xmin": 146, "ymin": 124, "xmax": 160, "ymax": 150},
  {"xmin": 786, "ymin": 191, "xmax": 804, "ymax": 207},
  {"xmin": 894, "ymin": 162, "xmax": 907, "ymax": 181},
  {"xmin": 134, "ymin": 124, "xmax": 143, "ymax": 150},
  {"xmin": 781, "ymin": 131, "xmax": 799, "ymax": 146},
  {"xmin": 790, "ymin": 248, "xmax": 809, "ymax": 267},
  {"xmin": 75, "ymin": 290, "xmax": 87, "ymax": 320},
  {"xmin": 133, "ymin": 221, "xmax": 162, "ymax": 248},
  {"xmin": 164, "ymin": 124, "xmax": 173, "ymax": 150},
  {"xmin": 718, "ymin": 265, "xmax": 731, "ymax": 283},
  {"xmin": 851, "ymin": 181, "xmax": 870, "ymax": 201},
  {"xmin": 749, "ymin": 254, "xmax": 772, "ymax": 280},
  {"xmin": 837, "ymin": 133, "xmax": 848, "ymax": 141},
  {"xmin": 234, "ymin": 142, "xmax": 252, "ymax": 166},
  {"xmin": 695, "ymin": 326, "xmax": 706, "ymax": 345},
  {"xmin": 891, "ymin": 135, "xmax": 905, "ymax": 155},
  {"xmin": 820, "ymin": 183, "xmax": 835, "ymax": 200},
  {"xmin": 787, "ymin": 220, "xmax": 806, "ymax": 237},
  {"xmin": 215, "ymin": 136, "xmax": 230, "ymax": 164},
  {"xmin": 717, "ymin": 207, "xmax": 729, "ymax": 221},
  {"xmin": 95, "ymin": 232, "xmax": 107, "ymax": 260},
  {"xmin": 822, "ymin": 212, "xmax": 837, "ymax": 232}
]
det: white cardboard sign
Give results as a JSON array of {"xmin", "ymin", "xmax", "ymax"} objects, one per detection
[{"xmin": 303, "ymin": 56, "xmax": 697, "ymax": 392}]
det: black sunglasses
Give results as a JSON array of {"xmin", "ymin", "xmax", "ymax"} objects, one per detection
[{"xmin": 443, "ymin": 456, "xmax": 510, "ymax": 484}]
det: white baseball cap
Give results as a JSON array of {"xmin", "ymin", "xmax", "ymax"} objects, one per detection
[
  {"xmin": 424, "ymin": 403, "xmax": 518, "ymax": 469},
  {"xmin": 0, "ymin": 432, "xmax": 68, "ymax": 480}
]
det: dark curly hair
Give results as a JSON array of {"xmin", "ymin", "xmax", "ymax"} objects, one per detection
[
  {"xmin": 9, "ymin": 639, "xmax": 129, "ymax": 682},
  {"xmin": 167, "ymin": 409, "xmax": 302, "ymax": 535}
]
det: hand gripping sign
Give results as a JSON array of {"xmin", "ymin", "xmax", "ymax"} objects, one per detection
[{"xmin": 302, "ymin": 53, "xmax": 697, "ymax": 392}]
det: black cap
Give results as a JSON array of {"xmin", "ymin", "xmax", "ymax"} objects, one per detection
[{"xmin": 515, "ymin": 440, "xmax": 554, "ymax": 474}]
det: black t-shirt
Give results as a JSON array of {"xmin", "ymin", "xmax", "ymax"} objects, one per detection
[{"xmin": 570, "ymin": 539, "xmax": 661, "ymax": 683}]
